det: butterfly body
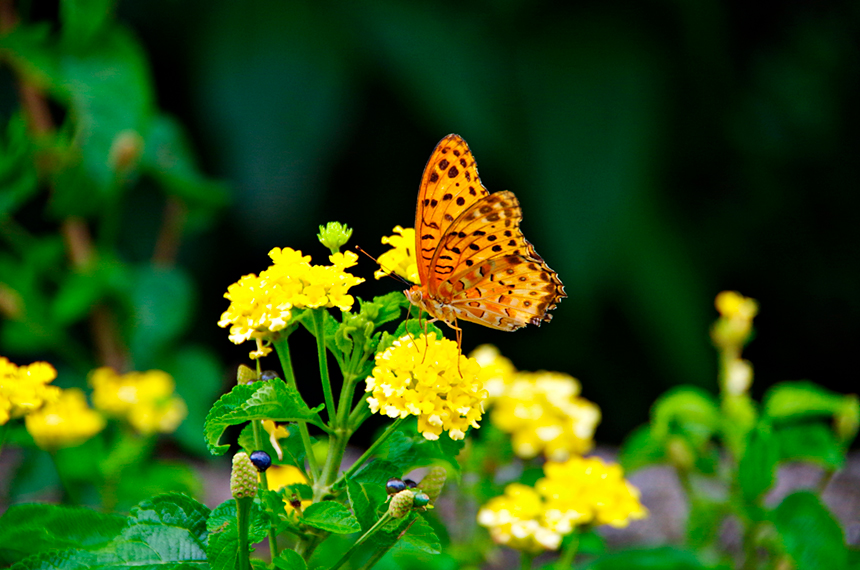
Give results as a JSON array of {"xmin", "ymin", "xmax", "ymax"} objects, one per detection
[{"xmin": 407, "ymin": 134, "xmax": 565, "ymax": 332}]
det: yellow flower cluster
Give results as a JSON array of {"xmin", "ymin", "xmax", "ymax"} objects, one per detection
[
  {"xmin": 365, "ymin": 333, "xmax": 487, "ymax": 440},
  {"xmin": 218, "ymin": 247, "xmax": 364, "ymax": 358},
  {"xmin": 711, "ymin": 291, "xmax": 758, "ymax": 395},
  {"xmin": 25, "ymin": 389, "xmax": 106, "ymax": 450},
  {"xmin": 267, "ymin": 464, "xmax": 312, "ymax": 512},
  {"xmin": 90, "ymin": 368, "xmax": 187, "ymax": 435},
  {"xmin": 373, "ymin": 226, "xmax": 419, "ymax": 284},
  {"xmin": 471, "ymin": 345, "xmax": 600, "ymax": 461},
  {"xmin": 478, "ymin": 457, "xmax": 646, "ymax": 553},
  {"xmin": 0, "ymin": 357, "xmax": 61, "ymax": 424}
]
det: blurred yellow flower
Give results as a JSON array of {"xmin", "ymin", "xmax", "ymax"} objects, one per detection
[
  {"xmin": 365, "ymin": 333, "xmax": 487, "ymax": 440},
  {"xmin": 374, "ymin": 226, "xmax": 419, "ymax": 284},
  {"xmin": 711, "ymin": 291, "xmax": 758, "ymax": 350},
  {"xmin": 267, "ymin": 464, "xmax": 311, "ymax": 512},
  {"xmin": 218, "ymin": 247, "xmax": 364, "ymax": 358},
  {"xmin": 477, "ymin": 483, "xmax": 561, "ymax": 553},
  {"xmin": 25, "ymin": 388, "xmax": 105, "ymax": 449},
  {"xmin": 470, "ymin": 345, "xmax": 517, "ymax": 400},
  {"xmin": 537, "ymin": 456, "xmax": 647, "ymax": 530},
  {"xmin": 90, "ymin": 368, "xmax": 187, "ymax": 435},
  {"xmin": 491, "ymin": 371, "xmax": 600, "ymax": 461},
  {"xmin": 0, "ymin": 357, "xmax": 61, "ymax": 424}
]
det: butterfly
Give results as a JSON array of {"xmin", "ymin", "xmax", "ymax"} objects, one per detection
[{"xmin": 404, "ymin": 134, "xmax": 565, "ymax": 344}]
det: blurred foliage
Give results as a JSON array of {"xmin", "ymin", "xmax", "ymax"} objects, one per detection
[{"xmin": 3, "ymin": 0, "xmax": 858, "ymax": 451}]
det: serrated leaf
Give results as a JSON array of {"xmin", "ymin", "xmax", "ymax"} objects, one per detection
[
  {"xmin": 377, "ymin": 423, "xmax": 465, "ymax": 475},
  {"xmin": 273, "ymin": 549, "xmax": 308, "ymax": 570},
  {"xmin": 0, "ymin": 504, "xmax": 125, "ymax": 566},
  {"xmin": 772, "ymin": 491, "xmax": 847, "ymax": 570},
  {"xmin": 347, "ymin": 479, "xmax": 384, "ymax": 532},
  {"xmin": 204, "ymin": 380, "xmax": 325, "ymax": 455},
  {"xmin": 301, "ymin": 502, "xmax": 361, "ymax": 534},
  {"xmin": 207, "ymin": 499, "xmax": 269, "ymax": 544},
  {"xmin": 353, "ymin": 459, "xmax": 402, "ymax": 487},
  {"xmin": 394, "ymin": 515, "xmax": 440, "ymax": 554}
]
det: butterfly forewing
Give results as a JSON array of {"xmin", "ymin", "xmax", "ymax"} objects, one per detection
[{"xmin": 415, "ymin": 135, "xmax": 488, "ymax": 287}]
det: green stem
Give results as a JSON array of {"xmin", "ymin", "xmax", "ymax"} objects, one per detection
[
  {"xmin": 555, "ymin": 532, "xmax": 580, "ymax": 568},
  {"xmin": 252, "ymin": 420, "xmax": 280, "ymax": 559},
  {"xmin": 520, "ymin": 550, "xmax": 535, "ymax": 570},
  {"xmin": 329, "ymin": 512, "xmax": 393, "ymax": 570},
  {"xmin": 235, "ymin": 496, "xmax": 253, "ymax": 570},
  {"xmin": 273, "ymin": 334, "xmax": 320, "ymax": 481},
  {"xmin": 348, "ymin": 394, "xmax": 373, "ymax": 432},
  {"xmin": 336, "ymin": 417, "xmax": 405, "ymax": 488},
  {"xmin": 311, "ymin": 310, "xmax": 336, "ymax": 423}
]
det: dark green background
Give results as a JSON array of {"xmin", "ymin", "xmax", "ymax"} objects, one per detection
[{"xmin": 28, "ymin": 1, "xmax": 860, "ymax": 443}]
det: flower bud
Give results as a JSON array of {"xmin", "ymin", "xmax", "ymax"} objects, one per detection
[
  {"xmin": 231, "ymin": 452, "xmax": 258, "ymax": 499},
  {"xmin": 237, "ymin": 365, "xmax": 256, "ymax": 385},
  {"xmin": 387, "ymin": 489, "xmax": 414, "ymax": 518},
  {"xmin": 418, "ymin": 466, "xmax": 447, "ymax": 504},
  {"xmin": 317, "ymin": 222, "xmax": 353, "ymax": 253}
]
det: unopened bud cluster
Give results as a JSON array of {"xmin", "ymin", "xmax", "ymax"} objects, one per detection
[{"xmin": 231, "ymin": 452, "xmax": 258, "ymax": 499}]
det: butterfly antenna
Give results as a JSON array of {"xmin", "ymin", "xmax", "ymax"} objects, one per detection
[{"xmin": 354, "ymin": 245, "xmax": 412, "ymax": 286}]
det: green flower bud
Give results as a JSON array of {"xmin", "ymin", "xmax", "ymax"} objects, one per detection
[
  {"xmin": 237, "ymin": 365, "xmax": 256, "ymax": 385},
  {"xmin": 387, "ymin": 489, "xmax": 414, "ymax": 518},
  {"xmin": 317, "ymin": 222, "xmax": 353, "ymax": 254},
  {"xmin": 418, "ymin": 466, "xmax": 447, "ymax": 504},
  {"xmin": 231, "ymin": 452, "xmax": 258, "ymax": 499}
]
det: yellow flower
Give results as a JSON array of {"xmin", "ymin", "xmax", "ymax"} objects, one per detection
[
  {"xmin": 267, "ymin": 464, "xmax": 311, "ymax": 512},
  {"xmin": 0, "ymin": 357, "xmax": 61, "ymax": 424},
  {"xmin": 90, "ymin": 368, "xmax": 187, "ymax": 435},
  {"xmin": 25, "ymin": 388, "xmax": 105, "ymax": 449},
  {"xmin": 262, "ymin": 419, "xmax": 289, "ymax": 460},
  {"xmin": 537, "ymin": 456, "xmax": 647, "ymax": 530},
  {"xmin": 491, "ymin": 371, "xmax": 601, "ymax": 461},
  {"xmin": 365, "ymin": 333, "xmax": 487, "ymax": 440},
  {"xmin": 477, "ymin": 483, "xmax": 561, "ymax": 553},
  {"xmin": 219, "ymin": 247, "xmax": 364, "ymax": 359},
  {"xmin": 711, "ymin": 291, "xmax": 758, "ymax": 350},
  {"xmin": 374, "ymin": 226, "xmax": 419, "ymax": 284},
  {"xmin": 470, "ymin": 344, "xmax": 518, "ymax": 400}
]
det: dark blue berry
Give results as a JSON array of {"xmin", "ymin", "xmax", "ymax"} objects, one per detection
[
  {"xmin": 404, "ymin": 478, "xmax": 418, "ymax": 488},
  {"xmin": 260, "ymin": 370, "xmax": 279, "ymax": 381},
  {"xmin": 386, "ymin": 478, "xmax": 407, "ymax": 494},
  {"xmin": 249, "ymin": 450, "xmax": 272, "ymax": 471}
]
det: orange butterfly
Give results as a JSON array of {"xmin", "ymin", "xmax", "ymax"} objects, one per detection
[{"xmin": 404, "ymin": 134, "xmax": 565, "ymax": 344}]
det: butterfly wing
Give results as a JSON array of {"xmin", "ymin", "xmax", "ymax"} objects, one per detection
[
  {"xmin": 431, "ymin": 191, "xmax": 566, "ymax": 331},
  {"xmin": 415, "ymin": 134, "xmax": 489, "ymax": 291}
]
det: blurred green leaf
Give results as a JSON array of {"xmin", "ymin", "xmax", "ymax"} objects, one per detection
[
  {"xmin": 115, "ymin": 461, "xmax": 202, "ymax": 513},
  {"xmin": 0, "ymin": 504, "xmax": 124, "ymax": 566},
  {"xmin": 651, "ymin": 387, "xmax": 721, "ymax": 447},
  {"xmin": 773, "ymin": 422, "xmax": 844, "ymax": 469},
  {"xmin": 60, "ymin": 0, "xmax": 115, "ymax": 49},
  {"xmin": 764, "ymin": 381, "xmax": 849, "ymax": 420},
  {"xmin": 50, "ymin": 269, "xmax": 108, "ymax": 326},
  {"xmin": 579, "ymin": 546, "xmax": 716, "ymax": 569},
  {"xmin": 771, "ymin": 491, "xmax": 847, "ymax": 570},
  {"xmin": 618, "ymin": 424, "xmax": 666, "ymax": 472},
  {"xmin": 127, "ymin": 264, "xmax": 193, "ymax": 364},
  {"xmin": 737, "ymin": 423, "xmax": 778, "ymax": 507},
  {"xmin": 0, "ymin": 114, "xmax": 39, "ymax": 216}
]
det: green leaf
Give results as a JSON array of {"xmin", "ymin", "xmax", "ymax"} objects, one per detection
[
  {"xmin": 347, "ymin": 479, "xmax": 384, "ymax": 532},
  {"xmin": 376, "ymin": 422, "xmax": 465, "ymax": 475},
  {"xmin": 0, "ymin": 114, "xmax": 39, "ymax": 216},
  {"xmin": 141, "ymin": 114, "xmax": 229, "ymax": 212},
  {"xmin": 128, "ymin": 264, "xmax": 194, "ymax": 366},
  {"xmin": 771, "ymin": 491, "xmax": 847, "ymax": 570},
  {"xmin": 60, "ymin": 0, "xmax": 114, "ymax": 48},
  {"xmin": 764, "ymin": 381, "xmax": 849, "ymax": 420},
  {"xmin": 50, "ymin": 269, "xmax": 108, "ymax": 326},
  {"xmin": 737, "ymin": 423, "xmax": 778, "ymax": 506},
  {"xmin": 207, "ymin": 499, "xmax": 269, "ymax": 544},
  {"xmin": 394, "ymin": 515, "xmax": 440, "ymax": 555},
  {"xmin": 0, "ymin": 504, "xmax": 125, "ymax": 566},
  {"xmin": 273, "ymin": 548, "xmax": 308, "ymax": 570},
  {"xmin": 353, "ymin": 459, "xmax": 402, "ymax": 487},
  {"xmin": 651, "ymin": 387, "xmax": 721, "ymax": 447},
  {"xmin": 204, "ymin": 379, "xmax": 325, "ymax": 455},
  {"xmin": 301, "ymin": 501, "xmax": 361, "ymax": 534},
  {"xmin": 579, "ymin": 546, "xmax": 714, "ymax": 569},
  {"xmin": 774, "ymin": 422, "xmax": 844, "ymax": 469},
  {"xmin": 619, "ymin": 424, "xmax": 666, "ymax": 472}
]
